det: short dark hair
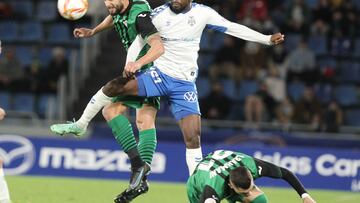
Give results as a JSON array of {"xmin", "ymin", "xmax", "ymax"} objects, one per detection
[{"xmin": 229, "ymin": 166, "xmax": 252, "ymax": 190}]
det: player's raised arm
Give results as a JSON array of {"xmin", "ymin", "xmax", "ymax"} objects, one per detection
[
  {"xmin": 204, "ymin": 6, "xmax": 284, "ymax": 45},
  {"xmin": 123, "ymin": 12, "xmax": 164, "ymax": 77},
  {"xmin": 254, "ymin": 158, "xmax": 316, "ymax": 203},
  {"xmin": 73, "ymin": 15, "xmax": 114, "ymax": 38}
]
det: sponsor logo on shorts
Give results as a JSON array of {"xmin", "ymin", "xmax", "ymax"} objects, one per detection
[
  {"xmin": 184, "ymin": 91, "xmax": 197, "ymax": 102},
  {"xmin": 0, "ymin": 135, "xmax": 35, "ymax": 175}
]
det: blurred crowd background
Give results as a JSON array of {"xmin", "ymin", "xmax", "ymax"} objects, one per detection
[{"xmin": 0, "ymin": 0, "xmax": 360, "ymax": 134}]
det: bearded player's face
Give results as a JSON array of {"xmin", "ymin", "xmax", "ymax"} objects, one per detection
[
  {"xmin": 170, "ymin": 0, "xmax": 191, "ymax": 13},
  {"xmin": 104, "ymin": 0, "xmax": 125, "ymax": 15}
]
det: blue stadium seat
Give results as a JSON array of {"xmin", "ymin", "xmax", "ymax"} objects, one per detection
[
  {"xmin": 198, "ymin": 53, "xmax": 214, "ymax": 72},
  {"xmin": 305, "ymin": 0, "xmax": 318, "ymax": 8},
  {"xmin": 308, "ymin": 36, "xmax": 327, "ymax": 55},
  {"xmin": 338, "ymin": 61, "xmax": 360, "ymax": 83},
  {"xmin": 196, "ymin": 77, "xmax": 210, "ymax": 98},
  {"xmin": 284, "ymin": 34, "xmax": 301, "ymax": 52},
  {"xmin": 334, "ymin": 85, "xmax": 358, "ymax": 106},
  {"xmin": 314, "ymin": 83, "xmax": 332, "ymax": 104},
  {"xmin": 238, "ymin": 80, "xmax": 258, "ymax": 101},
  {"xmin": 36, "ymin": 1, "xmax": 57, "ymax": 21},
  {"xmin": 220, "ymin": 79, "xmax": 237, "ymax": 100},
  {"xmin": 19, "ymin": 21, "xmax": 43, "ymax": 42},
  {"xmin": 39, "ymin": 47, "xmax": 53, "ymax": 66},
  {"xmin": 211, "ymin": 32, "xmax": 225, "ymax": 50},
  {"xmin": 0, "ymin": 21, "xmax": 18, "ymax": 42},
  {"xmin": 47, "ymin": 23, "xmax": 71, "ymax": 44},
  {"xmin": 287, "ymin": 82, "xmax": 305, "ymax": 102},
  {"xmin": 0, "ymin": 92, "xmax": 11, "ymax": 110},
  {"xmin": 354, "ymin": 39, "xmax": 360, "ymax": 57},
  {"xmin": 317, "ymin": 57, "xmax": 336, "ymax": 70},
  {"xmin": 345, "ymin": 109, "xmax": 360, "ymax": 126},
  {"xmin": 38, "ymin": 94, "xmax": 57, "ymax": 118},
  {"xmin": 15, "ymin": 46, "xmax": 33, "ymax": 67},
  {"xmin": 10, "ymin": 0, "xmax": 33, "ymax": 18},
  {"xmin": 13, "ymin": 93, "xmax": 35, "ymax": 112}
]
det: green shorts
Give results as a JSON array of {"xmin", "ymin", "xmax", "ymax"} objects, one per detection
[{"xmin": 111, "ymin": 95, "xmax": 160, "ymax": 110}]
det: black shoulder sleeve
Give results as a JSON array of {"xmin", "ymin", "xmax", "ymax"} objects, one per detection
[
  {"xmin": 254, "ymin": 158, "xmax": 307, "ymax": 197},
  {"xmin": 135, "ymin": 12, "xmax": 158, "ymax": 39},
  {"xmin": 199, "ymin": 185, "xmax": 221, "ymax": 203}
]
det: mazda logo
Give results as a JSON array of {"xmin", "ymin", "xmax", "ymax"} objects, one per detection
[
  {"xmin": 184, "ymin": 91, "xmax": 198, "ymax": 103},
  {"xmin": 0, "ymin": 135, "xmax": 35, "ymax": 175}
]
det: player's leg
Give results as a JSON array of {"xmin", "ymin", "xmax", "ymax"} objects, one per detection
[
  {"xmin": 50, "ymin": 77, "xmax": 138, "ymax": 136},
  {"xmin": 0, "ymin": 162, "xmax": 11, "ymax": 203},
  {"xmin": 168, "ymin": 79, "xmax": 203, "ymax": 175},
  {"xmin": 179, "ymin": 114, "xmax": 202, "ymax": 175},
  {"xmin": 136, "ymin": 103, "xmax": 158, "ymax": 165},
  {"xmin": 102, "ymin": 102, "xmax": 150, "ymax": 190}
]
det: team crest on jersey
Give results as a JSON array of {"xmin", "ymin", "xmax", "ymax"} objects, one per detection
[
  {"xmin": 184, "ymin": 91, "xmax": 197, "ymax": 102},
  {"xmin": 188, "ymin": 16, "xmax": 196, "ymax": 26}
]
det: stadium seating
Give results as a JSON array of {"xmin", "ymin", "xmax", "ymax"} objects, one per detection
[
  {"xmin": 334, "ymin": 85, "xmax": 358, "ymax": 106},
  {"xmin": 287, "ymin": 82, "xmax": 305, "ymax": 102},
  {"xmin": 345, "ymin": 109, "xmax": 360, "ymax": 126},
  {"xmin": 284, "ymin": 34, "xmax": 301, "ymax": 52},
  {"xmin": 37, "ymin": 94, "xmax": 57, "ymax": 118},
  {"xmin": 308, "ymin": 36, "xmax": 327, "ymax": 55},
  {"xmin": 0, "ymin": 92, "xmax": 11, "ymax": 110},
  {"xmin": 10, "ymin": 0, "xmax": 34, "ymax": 18},
  {"xmin": 0, "ymin": 21, "xmax": 18, "ymax": 42},
  {"xmin": 196, "ymin": 77, "xmax": 211, "ymax": 98},
  {"xmin": 338, "ymin": 61, "xmax": 360, "ymax": 83},
  {"xmin": 220, "ymin": 79, "xmax": 237, "ymax": 100},
  {"xmin": 238, "ymin": 80, "xmax": 258, "ymax": 101},
  {"xmin": 47, "ymin": 23, "xmax": 71, "ymax": 44},
  {"xmin": 38, "ymin": 47, "xmax": 53, "ymax": 66},
  {"xmin": 13, "ymin": 93, "xmax": 35, "ymax": 112},
  {"xmin": 19, "ymin": 21, "xmax": 43, "ymax": 42},
  {"xmin": 15, "ymin": 46, "xmax": 34, "ymax": 67},
  {"xmin": 36, "ymin": 1, "xmax": 57, "ymax": 21}
]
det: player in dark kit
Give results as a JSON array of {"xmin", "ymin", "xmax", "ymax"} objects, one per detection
[
  {"xmin": 187, "ymin": 150, "xmax": 316, "ymax": 203},
  {"xmin": 50, "ymin": 0, "xmax": 164, "ymax": 202}
]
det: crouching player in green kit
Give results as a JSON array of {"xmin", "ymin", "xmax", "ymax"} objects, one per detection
[{"xmin": 187, "ymin": 150, "xmax": 316, "ymax": 203}]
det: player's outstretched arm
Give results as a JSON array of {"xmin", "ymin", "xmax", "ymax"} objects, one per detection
[
  {"xmin": 254, "ymin": 158, "xmax": 316, "ymax": 203},
  {"xmin": 73, "ymin": 15, "xmax": 114, "ymax": 38},
  {"xmin": 204, "ymin": 6, "xmax": 284, "ymax": 45}
]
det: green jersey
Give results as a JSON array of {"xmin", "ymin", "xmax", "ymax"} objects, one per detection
[
  {"xmin": 110, "ymin": 0, "xmax": 160, "ymax": 109},
  {"xmin": 187, "ymin": 150, "xmax": 260, "ymax": 203},
  {"xmin": 112, "ymin": 0, "xmax": 157, "ymax": 71}
]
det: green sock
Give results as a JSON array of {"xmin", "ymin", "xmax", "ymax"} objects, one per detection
[
  {"xmin": 108, "ymin": 115, "xmax": 137, "ymax": 153},
  {"xmin": 138, "ymin": 128, "xmax": 157, "ymax": 164}
]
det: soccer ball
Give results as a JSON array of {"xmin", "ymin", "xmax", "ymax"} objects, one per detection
[{"xmin": 57, "ymin": 0, "xmax": 89, "ymax": 20}]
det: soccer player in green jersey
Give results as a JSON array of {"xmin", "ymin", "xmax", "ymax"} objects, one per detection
[
  {"xmin": 50, "ymin": 0, "xmax": 165, "ymax": 196},
  {"xmin": 187, "ymin": 150, "xmax": 316, "ymax": 203}
]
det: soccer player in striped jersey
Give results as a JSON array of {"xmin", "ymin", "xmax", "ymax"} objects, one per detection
[
  {"xmin": 50, "ymin": 0, "xmax": 164, "ymax": 196},
  {"xmin": 187, "ymin": 150, "xmax": 316, "ymax": 203}
]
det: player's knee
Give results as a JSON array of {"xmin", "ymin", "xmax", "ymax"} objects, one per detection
[
  {"xmin": 102, "ymin": 104, "xmax": 126, "ymax": 121},
  {"xmin": 136, "ymin": 117, "xmax": 155, "ymax": 131}
]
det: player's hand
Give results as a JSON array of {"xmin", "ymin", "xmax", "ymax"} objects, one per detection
[
  {"xmin": 73, "ymin": 28, "xmax": 95, "ymax": 38},
  {"xmin": 270, "ymin": 33, "xmax": 285, "ymax": 45},
  {"xmin": 123, "ymin": 62, "xmax": 142, "ymax": 78},
  {"xmin": 302, "ymin": 196, "xmax": 316, "ymax": 203},
  {"xmin": 0, "ymin": 107, "xmax": 6, "ymax": 121}
]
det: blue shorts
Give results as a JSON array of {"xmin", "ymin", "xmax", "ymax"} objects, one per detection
[{"xmin": 137, "ymin": 67, "xmax": 201, "ymax": 121}]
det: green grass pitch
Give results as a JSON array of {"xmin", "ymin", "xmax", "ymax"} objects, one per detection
[{"xmin": 6, "ymin": 176, "xmax": 360, "ymax": 203}]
